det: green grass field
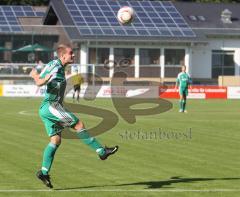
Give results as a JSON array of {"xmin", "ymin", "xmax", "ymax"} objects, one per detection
[{"xmin": 0, "ymin": 97, "xmax": 240, "ymax": 197}]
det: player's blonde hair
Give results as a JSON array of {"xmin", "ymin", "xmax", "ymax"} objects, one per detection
[
  {"xmin": 57, "ymin": 44, "xmax": 72, "ymax": 57},
  {"xmin": 181, "ymin": 65, "xmax": 186, "ymax": 69}
]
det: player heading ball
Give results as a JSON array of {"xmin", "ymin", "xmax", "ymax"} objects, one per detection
[{"xmin": 30, "ymin": 44, "xmax": 118, "ymax": 188}]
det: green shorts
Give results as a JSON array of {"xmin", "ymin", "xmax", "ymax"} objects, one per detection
[
  {"xmin": 179, "ymin": 87, "xmax": 188, "ymax": 96},
  {"xmin": 39, "ymin": 102, "xmax": 79, "ymax": 137}
]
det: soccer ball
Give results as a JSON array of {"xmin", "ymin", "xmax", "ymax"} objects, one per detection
[{"xmin": 117, "ymin": 6, "xmax": 135, "ymax": 25}]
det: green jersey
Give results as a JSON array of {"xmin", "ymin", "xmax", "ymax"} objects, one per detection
[
  {"xmin": 177, "ymin": 72, "xmax": 191, "ymax": 89},
  {"xmin": 40, "ymin": 59, "xmax": 66, "ymax": 105},
  {"xmin": 39, "ymin": 59, "xmax": 79, "ymax": 137}
]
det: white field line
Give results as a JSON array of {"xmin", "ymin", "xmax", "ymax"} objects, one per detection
[
  {"xmin": 0, "ymin": 189, "xmax": 240, "ymax": 192},
  {"xmin": 18, "ymin": 110, "xmax": 38, "ymax": 116}
]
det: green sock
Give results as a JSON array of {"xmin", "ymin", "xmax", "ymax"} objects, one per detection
[
  {"xmin": 41, "ymin": 143, "xmax": 59, "ymax": 175},
  {"xmin": 179, "ymin": 100, "xmax": 183, "ymax": 111},
  {"xmin": 183, "ymin": 100, "xmax": 186, "ymax": 111},
  {"xmin": 77, "ymin": 129, "xmax": 105, "ymax": 156}
]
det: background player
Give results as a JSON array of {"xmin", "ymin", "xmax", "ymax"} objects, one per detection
[
  {"xmin": 175, "ymin": 65, "xmax": 192, "ymax": 113},
  {"xmin": 72, "ymin": 70, "xmax": 83, "ymax": 103}
]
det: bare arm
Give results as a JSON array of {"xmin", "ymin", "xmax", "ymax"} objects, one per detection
[
  {"xmin": 188, "ymin": 75, "xmax": 192, "ymax": 89},
  {"xmin": 175, "ymin": 79, "xmax": 179, "ymax": 90},
  {"xmin": 175, "ymin": 82, "xmax": 178, "ymax": 89},
  {"xmin": 189, "ymin": 83, "xmax": 193, "ymax": 89},
  {"xmin": 30, "ymin": 68, "xmax": 52, "ymax": 86}
]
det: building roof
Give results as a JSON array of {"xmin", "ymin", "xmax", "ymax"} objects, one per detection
[
  {"xmin": 2, "ymin": 1, "xmax": 240, "ymax": 41},
  {"xmin": 44, "ymin": 0, "xmax": 199, "ymax": 42},
  {"xmin": 174, "ymin": 2, "xmax": 240, "ymax": 28},
  {"xmin": 173, "ymin": 2, "xmax": 240, "ymax": 37},
  {"xmin": 0, "ymin": 6, "xmax": 46, "ymax": 33}
]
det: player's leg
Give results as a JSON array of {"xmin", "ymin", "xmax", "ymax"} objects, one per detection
[
  {"xmin": 73, "ymin": 121, "xmax": 118, "ymax": 160},
  {"xmin": 57, "ymin": 104, "xmax": 118, "ymax": 160},
  {"xmin": 51, "ymin": 103, "xmax": 118, "ymax": 160},
  {"xmin": 41, "ymin": 134, "xmax": 61, "ymax": 175},
  {"xmin": 182, "ymin": 89, "xmax": 188, "ymax": 112},
  {"xmin": 179, "ymin": 88, "xmax": 184, "ymax": 112},
  {"xmin": 182, "ymin": 95, "xmax": 186, "ymax": 112},
  {"xmin": 37, "ymin": 134, "xmax": 61, "ymax": 188},
  {"xmin": 37, "ymin": 103, "xmax": 64, "ymax": 188},
  {"xmin": 51, "ymin": 103, "xmax": 103, "ymax": 155},
  {"xmin": 77, "ymin": 88, "xmax": 80, "ymax": 103},
  {"xmin": 73, "ymin": 88, "xmax": 76, "ymax": 102},
  {"xmin": 74, "ymin": 121, "xmax": 105, "ymax": 154}
]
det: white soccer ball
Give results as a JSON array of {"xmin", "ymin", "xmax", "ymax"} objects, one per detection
[{"xmin": 117, "ymin": 6, "xmax": 135, "ymax": 25}]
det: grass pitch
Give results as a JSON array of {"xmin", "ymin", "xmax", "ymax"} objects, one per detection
[{"xmin": 0, "ymin": 97, "xmax": 240, "ymax": 197}]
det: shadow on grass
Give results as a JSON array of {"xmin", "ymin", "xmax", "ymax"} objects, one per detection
[{"xmin": 55, "ymin": 176, "xmax": 240, "ymax": 190}]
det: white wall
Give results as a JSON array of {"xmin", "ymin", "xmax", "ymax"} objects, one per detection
[
  {"xmin": 191, "ymin": 45, "xmax": 211, "ymax": 78},
  {"xmin": 191, "ymin": 39, "xmax": 240, "ymax": 78},
  {"xmin": 211, "ymin": 39, "xmax": 240, "ymax": 77}
]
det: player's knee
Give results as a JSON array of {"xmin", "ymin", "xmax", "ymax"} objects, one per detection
[
  {"xmin": 55, "ymin": 141, "xmax": 61, "ymax": 146},
  {"xmin": 51, "ymin": 139, "xmax": 61, "ymax": 146},
  {"xmin": 74, "ymin": 121, "xmax": 84, "ymax": 131},
  {"xmin": 50, "ymin": 135, "xmax": 61, "ymax": 145}
]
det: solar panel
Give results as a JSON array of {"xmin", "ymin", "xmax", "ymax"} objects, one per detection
[
  {"xmin": 63, "ymin": 0, "xmax": 195, "ymax": 38},
  {"xmin": 0, "ymin": 6, "xmax": 45, "ymax": 33},
  {"xmin": 12, "ymin": 6, "xmax": 23, "ymax": 12},
  {"xmin": 22, "ymin": 6, "xmax": 34, "ymax": 12},
  {"xmin": 36, "ymin": 12, "xmax": 45, "ymax": 17},
  {"xmin": 25, "ymin": 12, "xmax": 36, "ymax": 17}
]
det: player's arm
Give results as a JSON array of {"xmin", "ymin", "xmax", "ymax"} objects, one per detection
[
  {"xmin": 175, "ymin": 77, "xmax": 179, "ymax": 90},
  {"xmin": 188, "ymin": 74, "xmax": 193, "ymax": 89},
  {"xmin": 30, "ymin": 68, "xmax": 52, "ymax": 86}
]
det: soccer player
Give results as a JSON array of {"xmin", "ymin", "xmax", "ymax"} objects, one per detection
[
  {"xmin": 30, "ymin": 44, "xmax": 118, "ymax": 188},
  {"xmin": 72, "ymin": 72, "xmax": 83, "ymax": 103},
  {"xmin": 175, "ymin": 65, "xmax": 192, "ymax": 113}
]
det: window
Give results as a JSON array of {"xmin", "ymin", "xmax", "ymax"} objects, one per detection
[
  {"xmin": 188, "ymin": 15, "xmax": 206, "ymax": 21},
  {"xmin": 188, "ymin": 15, "xmax": 197, "ymax": 21},
  {"xmin": 165, "ymin": 49, "xmax": 185, "ymax": 77},
  {"xmin": 114, "ymin": 48, "xmax": 134, "ymax": 64},
  {"xmin": 114, "ymin": 48, "xmax": 135, "ymax": 77},
  {"xmin": 139, "ymin": 48, "xmax": 160, "ymax": 77},
  {"xmin": 165, "ymin": 49, "xmax": 185, "ymax": 66},
  {"xmin": 197, "ymin": 15, "xmax": 206, "ymax": 21},
  {"xmin": 140, "ymin": 49, "xmax": 160, "ymax": 65},
  {"xmin": 212, "ymin": 50, "xmax": 235, "ymax": 78},
  {"xmin": 88, "ymin": 48, "xmax": 110, "ymax": 77},
  {"xmin": 88, "ymin": 48, "xmax": 109, "ymax": 65}
]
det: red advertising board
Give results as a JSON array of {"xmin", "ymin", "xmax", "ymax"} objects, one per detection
[{"xmin": 159, "ymin": 86, "xmax": 227, "ymax": 99}]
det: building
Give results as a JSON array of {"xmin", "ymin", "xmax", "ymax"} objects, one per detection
[
  {"xmin": 1, "ymin": 0, "xmax": 240, "ymax": 84},
  {"xmin": 42, "ymin": 0, "xmax": 240, "ymax": 84},
  {"xmin": 175, "ymin": 2, "xmax": 240, "ymax": 82},
  {"xmin": 0, "ymin": 5, "xmax": 58, "ymax": 64}
]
